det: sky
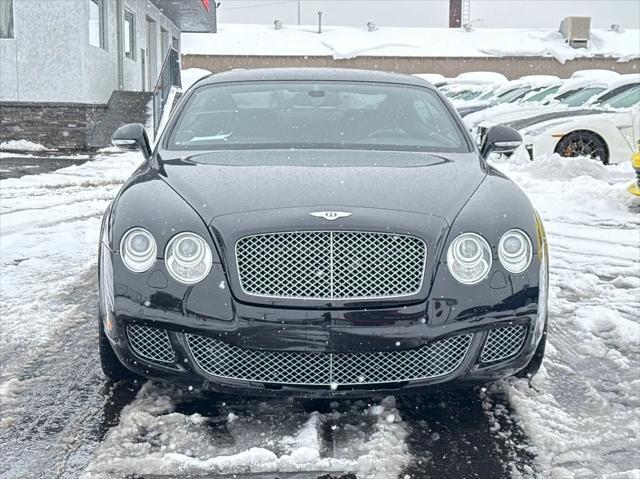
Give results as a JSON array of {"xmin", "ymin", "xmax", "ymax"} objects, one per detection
[{"xmin": 215, "ymin": 0, "xmax": 640, "ymax": 29}]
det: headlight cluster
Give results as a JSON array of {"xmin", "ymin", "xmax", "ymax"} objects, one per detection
[
  {"xmin": 120, "ymin": 228, "xmax": 157, "ymax": 273},
  {"xmin": 498, "ymin": 229, "xmax": 533, "ymax": 273},
  {"xmin": 120, "ymin": 228, "xmax": 212, "ymax": 284},
  {"xmin": 447, "ymin": 229, "xmax": 533, "ymax": 284},
  {"xmin": 447, "ymin": 233, "xmax": 492, "ymax": 284},
  {"xmin": 165, "ymin": 232, "xmax": 213, "ymax": 284}
]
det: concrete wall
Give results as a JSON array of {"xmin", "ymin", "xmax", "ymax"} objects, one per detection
[
  {"xmin": 0, "ymin": 0, "xmax": 180, "ymax": 104},
  {"xmin": 182, "ymin": 54, "xmax": 640, "ymax": 79}
]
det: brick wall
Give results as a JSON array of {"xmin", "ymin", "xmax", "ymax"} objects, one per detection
[
  {"xmin": 181, "ymin": 55, "xmax": 639, "ymax": 79},
  {"xmin": 0, "ymin": 102, "xmax": 107, "ymax": 150}
]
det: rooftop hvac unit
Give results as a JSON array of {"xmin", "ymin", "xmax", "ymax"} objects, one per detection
[{"xmin": 559, "ymin": 16, "xmax": 591, "ymax": 48}]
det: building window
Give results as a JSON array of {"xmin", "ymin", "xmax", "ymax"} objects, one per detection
[
  {"xmin": 0, "ymin": 0, "xmax": 14, "ymax": 39},
  {"xmin": 88, "ymin": 0, "xmax": 105, "ymax": 49},
  {"xmin": 124, "ymin": 10, "xmax": 135, "ymax": 59}
]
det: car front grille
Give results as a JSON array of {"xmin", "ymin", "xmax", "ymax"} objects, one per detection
[
  {"xmin": 480, "ymin": 324, "xmax": 527, "ymax": 363},
  {"xmin": 127, "ymin": 324, "xmax": 176, "ymax": 364},
  {"xmin": 235, "ymin": 231, "xmax": 427, "ymax": 300},
  {"xmin": 186, "ymin": 333, "xmax": 472, "ymax": 386}
]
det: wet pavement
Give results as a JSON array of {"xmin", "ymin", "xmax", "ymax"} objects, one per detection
[{"xmin": 0, "ymin": 154, "xmax": 92, "ymax": 180}]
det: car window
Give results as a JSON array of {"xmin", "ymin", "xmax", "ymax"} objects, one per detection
[
  {"xmin": 561, "ymin": 87, "xmax": 606, "ymax": 107},
  {"xmin": 592, "ymin": 83, "xmax": 640, "ymax": 105},
  {"xmin": 603, "ymin": 85, "xmax": 640, "ymax": 108},
  {"xmin": 496, "ymin": 87, "xmax": 531, "ymax": 104},
  {"xmin": 167, "ymin": 81, "xmax": 470, "ymax": 152},
  {"xmin": 524, "ymin": 85, "xmax": 560, "ymax": 102}
]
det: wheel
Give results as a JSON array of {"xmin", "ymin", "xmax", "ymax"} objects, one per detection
[
  {"xmin": 555, "ymin": 131, "xmax": 609, "ymax": 164},
  {"xmin": 516, "ymin": 321, "xmax": 547, "ymax": 379},
  {"xmin": 99, "ymin": 311, "xmax": 135, "ymax": 382}
]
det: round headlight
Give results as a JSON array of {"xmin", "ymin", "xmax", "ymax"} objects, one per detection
[
  {"xmin": 447, "ymin": 233, "xmax": 492, "ymax": 284},
  {"xmin": 165, "ymin": 232, "xmax": 212, "ymax": 284},
  {"xmin": 498, "ymin": 229, "xmax": 532, "ymax": 273},
  {"xmin": 120, "ymin": 227, "xmax": 157, "ymax": 273}
]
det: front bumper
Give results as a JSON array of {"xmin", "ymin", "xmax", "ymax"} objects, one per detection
[{"xmin": 106, "ymin": 310, "xmax": 542, "ymax": 398}]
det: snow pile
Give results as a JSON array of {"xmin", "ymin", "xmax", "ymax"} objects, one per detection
[
  {"xmin": 488, "ymin": 150, "xmax": 640, "ymax": 477},
  {"xmin": 181, "ymin": 68, "xmax": 212, "ymax": 91},
  {"xmin": 84, "ymin": 383, "xmax": 410, "ymax": 478},
  {"xmin": 0, "ymin": 150, "xmax": 143, "ymax": 364},
  {"xmin": 182, "ymin": 24, "xmax": 640, "ymax": 63},
  {"xmin": 0, "ymin": 140, "xmax": 51, "ymax": 152}
]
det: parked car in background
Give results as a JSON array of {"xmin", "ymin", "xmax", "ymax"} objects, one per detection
[
  {"xmin": 456, "ymin": 76, "xmax": 561, "ymax": 117},
  {"xmin": 466, "ymin": 75, "xmax": 637, "ymax": 134},
  {"xmin": 518, "ymin": 86, "xmax": 640, "ymax": 163},
  {"xmin": 101, "ymin": 68, "xmax": 549, "ymax": 398}
]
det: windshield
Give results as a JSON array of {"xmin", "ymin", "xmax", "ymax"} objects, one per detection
[
  {"xmin": 603, "ymin": 85, "xmax": 640, "ymax": 108},
  {"xmin": 167, "ymin": 81, "xmax": 469, "ymax": 152},
  {"xmin": 561, "ymin": 87, "xmax": 606, "ymax": 106},
  {"xmin": 524, "ymin": 85, "xmax": 560, "ymax": 102},
  {"xmin": 496, "ymin": 87, "xmax": 531, "ymax": 104},
  {"xmin": 595, "ymin": 83, "xmax": 640, "ymax": 106}
]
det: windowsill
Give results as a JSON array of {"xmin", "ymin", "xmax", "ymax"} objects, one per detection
[{"xmin": 125, "ymin": 56, "xmax": 137, "ymax": 62}]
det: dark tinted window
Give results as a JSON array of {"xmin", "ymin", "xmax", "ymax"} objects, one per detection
[{"xmin": 167, "ymin": 81, "xmax": 469, "ymax": 152}]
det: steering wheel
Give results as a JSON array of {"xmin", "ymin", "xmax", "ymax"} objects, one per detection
[{"xmin": 364, "ymin": 128, "xmax": 411, "ymax": 140}]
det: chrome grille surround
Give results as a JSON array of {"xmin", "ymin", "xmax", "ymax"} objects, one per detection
[
  {"xmin": 186, "ymin": 334, "xmax": 472, "ymax": 386},
  {"xmin": 127, "ymin": 324, "xmax": 176, "ymax": 364},
  {"xmin": 480, "ymin": 324, "xmax": 527, "ymax": 363},
  {"xmin": 235, "ymin": 231, "xmax": 427, "ymax": 300}
]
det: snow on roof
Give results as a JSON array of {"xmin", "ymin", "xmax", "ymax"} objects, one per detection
[
  {"xmin": 451, "ymin": 71, "xmax": 508, "ymax": 85},
  {"xmin": 182, "ymin": 24, "xmax": 640, "ymax": 64},
  {"xmin": 570, "ymin": 69, "xmax": 621, "ymax": 81}
]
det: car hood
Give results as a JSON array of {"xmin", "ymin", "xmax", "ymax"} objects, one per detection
[{"xmin": 156, "ymin": 149, "xmax": 486, "ymax": 225}]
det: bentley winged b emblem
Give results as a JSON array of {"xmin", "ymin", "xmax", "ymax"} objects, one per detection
[{"xmin": 309, "ymin": 211, "xmax": 352, "ymax": 221}]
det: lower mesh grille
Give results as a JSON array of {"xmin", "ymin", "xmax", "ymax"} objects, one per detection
[
  {"xmin": 186, "ymin": 334, "xmax": 472, "ymax": 386},
  {"xmin": 127, "ymin": 324, "xmax": 176, "ymax": 364},
  {"xmin": 480, "ymin": 324, "xmax": 527, "ymax": 363}
]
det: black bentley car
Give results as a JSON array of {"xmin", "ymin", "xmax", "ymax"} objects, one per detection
[{"xmin": 100, "ymin": 68, "xmax": 549, "ymax": 397}]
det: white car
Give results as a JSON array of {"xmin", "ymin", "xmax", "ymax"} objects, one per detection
[
  {"xmin": 520, "ymin": 86, "xmax": 640, "ymax": 164},
  {"xmin": 466, "ymin": 75, "xmax": 632, "ymax": 130}
]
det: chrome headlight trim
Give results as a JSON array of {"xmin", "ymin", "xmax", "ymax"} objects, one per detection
[
  {"xmin": 446, "ymin": 232, "xmax": 492, "ymax": 285},
  {"xmin": 120, "ymin": 227, "xmax": 157, "ymax": 273},
  {"xmin": 165, "ymin": 232, "xmax": 212, "ymax": 285},
  {"xmin": 498, "ymin": 229, "xmax": 533, "ymax": 274}
]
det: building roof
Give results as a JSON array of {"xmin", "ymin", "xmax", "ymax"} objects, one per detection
[
  {"xmin": 182, "ymin": 23, "xmax": 639, "ymax": 64},
  {"xmin": 151, "ymin": 0, "xmax": 216, "ymax": 33}
]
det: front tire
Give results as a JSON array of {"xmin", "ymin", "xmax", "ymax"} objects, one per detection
[
  {"xmin": 555, "ymin": 131, "xmax": 609, "ymax": 164},
  {"xmin": 99, "ymin": 312, "xmax": 135, "ymax": 382}
]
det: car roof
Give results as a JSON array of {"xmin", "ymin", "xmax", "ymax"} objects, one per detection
[{"xmin": 195, "ymin": 67, "xmax": 433, "ymax": 88}]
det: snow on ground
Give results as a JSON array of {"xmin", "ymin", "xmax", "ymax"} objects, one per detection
[
  {"xmin": 0, "ymin": 140, "xmax": 51, "ymax": 152},
  {"xmin": 0, "ymin": 149, "xmax": 143, "ymax": 370},
  {"xmin": 182, "ymin": 24, "xmax": 640, "ymax": 63},
  {"xmin": 486, "ymin": 150, "xmax": 640, "ymax": 478},
  {"xmin": 83, "ymin": 384, "xmax": 409, "ymax": 478},
  {"xmin": 1, "ymin": 142, "xmax": 638, "ymax": 477},
  {"xmin": 181, "ymin": 68, "xmax": 212, "ymax": 91}
]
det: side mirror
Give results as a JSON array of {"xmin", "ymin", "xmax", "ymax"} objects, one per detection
[
  {"xmin": 480, "ymin": 125, "xmax": 523, "ymax": 159},
  {"xmin": 112, "ymin": 123, "xmax": 152, "ymax": 159}
]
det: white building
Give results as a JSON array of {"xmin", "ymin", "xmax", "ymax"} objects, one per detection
[{"xmin": 0, "ymin": 0, "xmax": 216, "ymax": 149}]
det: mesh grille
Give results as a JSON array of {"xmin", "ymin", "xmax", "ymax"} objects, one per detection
[
  {"xmin": 186, "ymin": 334, "xmax": 472, "ymax": 386},
  {"xmin": 127, "ymin": 324, "xmax": 176, "ymax": 364},
  {"xmin": 235, "ymin": 231, "xmax": 426, "ymax": 300},
  {"xmin": 480, "ymin": 324, "xmax": 527, "ymax": 363}
]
